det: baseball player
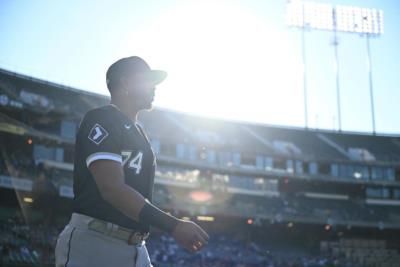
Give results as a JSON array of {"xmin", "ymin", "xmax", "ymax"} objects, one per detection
[{"xmin": 55, "ymin": 56, "xmax": 209, "ymax": 267}]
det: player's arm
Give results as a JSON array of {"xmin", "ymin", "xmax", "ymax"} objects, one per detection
[
  {"xmin": 89, "ymin": 160, "xmax": 178, "ymax": 232},
  {"xmin": 89, "ymin": 160, "xmax": 209, "ymax": 252},
  {"xmin": 89, "ymin": 160, "xmax": 145, "ymax": 220}
]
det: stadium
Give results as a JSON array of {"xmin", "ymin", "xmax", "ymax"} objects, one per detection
[
  {"xmin": 1, "ymin": 64, "xmax": 400, "ymax": 267},
  {"xmin": 1, "ymin": 1, "xmax": 400, "ymax": 267}
]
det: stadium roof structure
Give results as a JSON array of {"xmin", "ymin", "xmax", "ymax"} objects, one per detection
[
  {"xmin": 1, "ymin": 66, "xmax": 400, "ymax": 165},
  {"xmin": 0, "ymin": 68, "xmax": 109, "ymax": 100},
  {"xmin": 1, "ymin": 66, "xmax": 399, "ymax": 137},
  {"xmin": 0, "ymin": 112, "xmax": 73, "ymax": 145}
]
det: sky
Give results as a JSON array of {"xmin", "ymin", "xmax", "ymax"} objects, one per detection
[{"xmin": 0, "ymin": 0, "xmax": 399, "ymax": 135}]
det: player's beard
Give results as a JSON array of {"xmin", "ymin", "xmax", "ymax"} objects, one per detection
[
  {"xmin": 144, "ymin": 98, "xmax": 154, "ymax": 110},
  {"xmin": 137, "ymin": 95, "xmax": 153, "ymax": 111},
  {"xmin": 144, "ymin": 92, "xmax": 155, "ymax": 110},
  {"xmin": 127, "ymin": 89, "xmax": 154, "ymax": 111}
]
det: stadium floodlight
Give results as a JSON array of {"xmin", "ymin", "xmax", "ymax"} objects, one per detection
[
  {"xmin": 286, "ymin": 1, "xmax": 334, "ymax": 31},
  {"xmin": 286, "ymin": 1, "xmax": 384, "ymax": 133},
  {"xmin": 287, "ymin": 2, "xmax": 384, "ymax": 35}
]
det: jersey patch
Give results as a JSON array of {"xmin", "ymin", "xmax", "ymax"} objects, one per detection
[{"xmin": 88, "ymin": 123, "xmax": 109, "ymax": 145}]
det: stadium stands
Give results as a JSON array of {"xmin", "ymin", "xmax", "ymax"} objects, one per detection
[
  {"xmin": 321, "ymin": 238, "xmax": 400, "ymax": 267},
  {"xmin": 1, "ymin": 149, "xmax": 400, "ymax": 227},
  {"xmin": 0, "ymin": 215, "xmax": 57, "ymax": 267},
  {"xmin": 3, "ymin": 211, "xmax": 398, "ymax": 267},
  {"xmin": 1, "ymin": 68, "xmax": 400, "ymax": 266},
  {"xmin": 322, "ymin": 132, "xmax": 400, "ymax": 163},
  {"xmin": 0, "ymin": 214, "xmax": 352, "ymax": 267},
  {"xmin": 248, "ymin": 125, "xmax": 348, "ymax": 161}
]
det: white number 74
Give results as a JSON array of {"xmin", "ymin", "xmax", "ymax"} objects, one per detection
[{"xmin": 122, "ymin": 151, "xmax": 143, "ymax": 174}]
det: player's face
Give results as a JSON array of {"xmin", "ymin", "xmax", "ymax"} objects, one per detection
[{"xmin": 126, "ymin": 79, "xmax": 156, "ymax": 110}]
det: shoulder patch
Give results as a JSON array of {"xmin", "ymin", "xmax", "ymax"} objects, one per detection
[{"xmin": 88, "ymin": 123, "xmax": 109, "ymax": 145}]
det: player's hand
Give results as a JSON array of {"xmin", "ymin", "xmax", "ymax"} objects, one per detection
[{"xmin": 171, "ymin": 220, "xmax": 209, "ymax": 253}]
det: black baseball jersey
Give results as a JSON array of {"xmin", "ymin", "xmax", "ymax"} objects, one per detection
[{"xmin": 73, "ymin": 104, "xmax": 155, "ymax": 232}]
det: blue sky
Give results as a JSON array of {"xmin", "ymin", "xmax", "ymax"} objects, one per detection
[{"xmin": 0, "ymin": 0, "xmax": 399, "ymax": 134}]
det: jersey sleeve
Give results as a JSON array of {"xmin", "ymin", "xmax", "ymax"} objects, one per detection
[{"xmin": 78, "ymin": 111, "xmax": 122, "ymax": 168}]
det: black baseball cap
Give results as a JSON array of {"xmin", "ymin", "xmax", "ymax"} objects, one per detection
[{"xmin": 106, "ymin": 56, "xmax": 167, "ymax": 90}]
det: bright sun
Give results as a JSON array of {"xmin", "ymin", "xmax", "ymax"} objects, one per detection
[{"xmin": 124, "ymin": 1, "xmax": 302, "ymax": 123}]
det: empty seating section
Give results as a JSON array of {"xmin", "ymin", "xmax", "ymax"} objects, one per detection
[
  {"xmin": 324, "ymin": 133, "xmax": 400, "ymax": 163},
  {"xmin": 322, "ymin": 239, "xmax": 400, "ymax": 267},
  {"xmin": 250, "ymin": 126, "xmax": 347, "ymax": 161}
]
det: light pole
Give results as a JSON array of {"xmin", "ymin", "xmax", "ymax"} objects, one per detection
[
  {"xmin": 366, "ymin": 33, "xmax": 376, "ymax": 134},
  {"xmin": 286, "ymin": 1, "xmax": 384, "ymax": 133},
  {"xmin": 301, "ymin": 4, "xmax": 308, "ymax": 129},
  {"xmin": 332, "ymin": 8, "xmax": 341, "ymax": 131}
]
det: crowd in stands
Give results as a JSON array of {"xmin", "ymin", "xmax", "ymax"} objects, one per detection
[
  {"xmin": 4, "ymin": 205, "xmax": 398, "ymax": 267},
  {"xmin": 321, "ymin": 239, "xmax": 400, "ymax": 267},
  {"xmin": 229, "ymin": 195, "xmax": 400, "ymax": 226},
  {"xmin": 147, "ymin": 233, "xmax": 349, "ymax": 267},
  {"xmin": 0, "ymin": 214, "xmax": 57, "ymax": 267},
  {"xmin": 0, "ymin": 148, "xmax": 36, "ymax": 180},
  {"xmin": 1, "ymin": 150, "xmax": 400, "ymax": 266},
  {"xmin": 1, "ymin": 148, "xmax": 400, "ymax": 228},
  {"xmin": 0, "ymin": 213, "xmax": 352, "ymax": 267}
]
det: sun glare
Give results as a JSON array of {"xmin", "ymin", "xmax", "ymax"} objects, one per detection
[{"xmin": 125, "ymin": 1, "xmax": 302, "ymax": 123}]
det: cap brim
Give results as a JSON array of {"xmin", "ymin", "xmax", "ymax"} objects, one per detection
[{"xmin": 136, "ymin": 70, "xmax": 167, "ymax": 86}]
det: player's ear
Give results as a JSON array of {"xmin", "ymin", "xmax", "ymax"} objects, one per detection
[{"xmin": 119, "ymin": 76, "xmax": 129, "ymax": 90}]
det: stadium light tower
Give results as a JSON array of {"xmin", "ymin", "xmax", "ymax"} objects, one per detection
[{"xmin": 286, "ymin": 1, "xmax": 384, "ymax": 133}]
